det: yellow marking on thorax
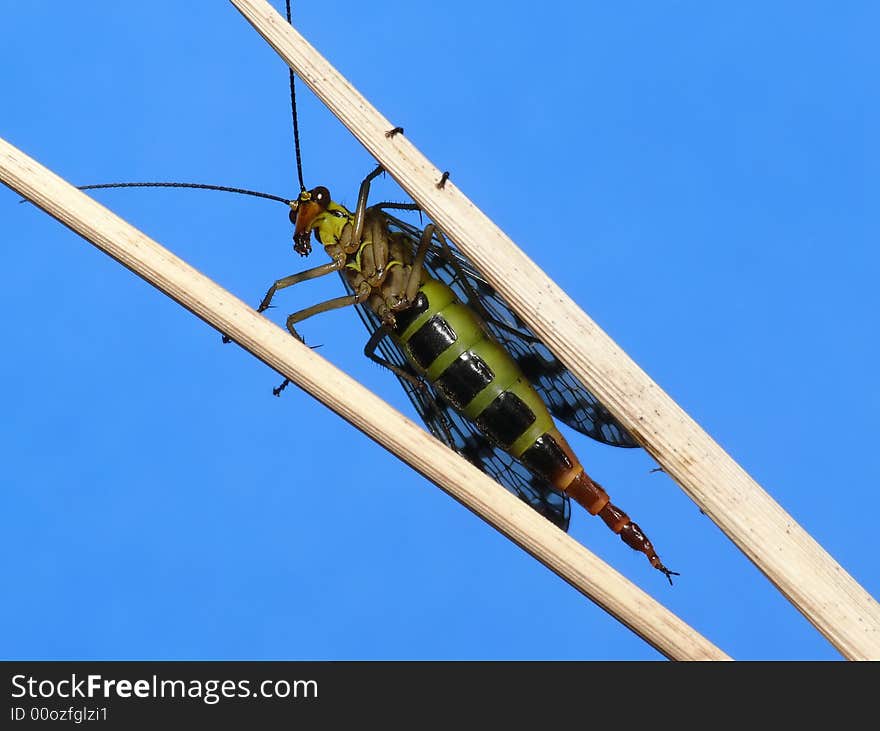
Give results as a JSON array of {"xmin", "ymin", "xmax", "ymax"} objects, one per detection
[{"xmin": 345, "ymin": 238, "xmax": 405, "ymax": 276}]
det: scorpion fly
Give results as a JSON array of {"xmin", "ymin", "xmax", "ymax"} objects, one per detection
[
  {"xmin": 78, "ymin": 1, "xmax": 677, "ymax": 583},
  {"xmin": 271, "ymin": 168, "xmax": 678, "ymax": 583}
]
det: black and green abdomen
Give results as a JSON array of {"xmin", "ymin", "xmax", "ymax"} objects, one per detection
[{"xmin": 393, "ymin": 278, "xmax": 581, "ymax": 490}]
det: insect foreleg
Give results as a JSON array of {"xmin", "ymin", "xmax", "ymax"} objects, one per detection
[
  {"xmin": 221, "ymin": 260, "xmax": 345, "ymax": 345},
  {"xmin": 257, "ymin": 258, "xmax": 345, "ymax": 314},
  {"xmin": 363, "ymin": 326, "xmax": 426, "ymax": 390}
]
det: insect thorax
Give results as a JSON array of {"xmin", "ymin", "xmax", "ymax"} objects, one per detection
[{"xmin": 324, "ymin": 209, "xmax": 422, "ymax": 327}]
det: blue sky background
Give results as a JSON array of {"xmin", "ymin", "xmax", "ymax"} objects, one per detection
[{"xmin": 1, "ymin": 1, "xmax": 877, "ymax": 661}]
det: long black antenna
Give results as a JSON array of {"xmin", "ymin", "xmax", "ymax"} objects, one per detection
[
  {"xmin": 64, "ymin": 3, "xmax": 308, "ymax": 205},
  {"xmin": 77, "ymin": 182, "xmax": 291, "ymax": 205},
  {"xmin": 286, "ymin": 0, "xmax": 306, "ymax": 192}
]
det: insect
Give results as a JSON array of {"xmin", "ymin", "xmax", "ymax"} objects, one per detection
[
  {"xmin": 78, "ymin": 2, "xmax": 677, "ymax": 583},
  {"xmin": 263, "ymin": 165, "xmax": 678, "ymax": 583}
]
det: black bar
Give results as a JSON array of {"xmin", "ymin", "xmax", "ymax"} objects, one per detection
[{"xmin": 1, "ymin": 661, "xmax": 873, "ymax": 726}]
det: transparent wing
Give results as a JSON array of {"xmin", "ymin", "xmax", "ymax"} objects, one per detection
[
  {"xmin": 343, "ymin": 273, "xmax": 571, "ymax": 531},
  {"xmin": 382, "ymin": 213, "xmax": 639, "ymax": 449}
]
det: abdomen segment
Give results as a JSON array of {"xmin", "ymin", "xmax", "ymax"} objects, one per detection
[{"xmin": 394, "ymin": 278, "xmax": 677, "ymax": 581}]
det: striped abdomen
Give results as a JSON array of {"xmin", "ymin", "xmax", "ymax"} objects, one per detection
[
  {"xmin": 392, "ymin": 278, "xmax": 592, "ymax": 500},
  {"xmin": 391, "ymin": 277, "xmax": 676, "ymax": 581}
]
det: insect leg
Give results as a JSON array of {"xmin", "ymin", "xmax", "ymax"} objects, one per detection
[
  {"xmin": 272, "ymin": 287, "xmax": 370, "ymax": 397},
  {"xmin": 258, "ymin": 258, "xmax": 344, "ymax": 313},
  {"xmin": 223, "ymin": 259, "xmax": 346, "ymax": 344},
  {"xmin": 363, "ymin": 326, "xmax": 426, "ymax": 390},
  {"xmin": 285, "ymin": 288, "xmax": 370, "ymax": 342},
  {"xmin": 351, "ymin": 164, "xmax": 385, "ymax": 246},
  {"xmin": 373, "ymin": 201, "xmax": 423, "ymax": 226},
  {"xmin": 430, "ymin": 229, "xmax": 498, "ymax": 324},
  {"xmin": 430, "ymin": 230, "xmax": 537, "ymax": 343},
  {"xmin": 403, "ymin": 223, "xmax": 435, "ymax": 304},
  {"xmin": 373, "ymin": 202, "xmax": 421, "ymax": 214}
]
